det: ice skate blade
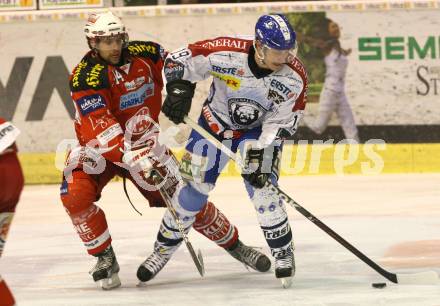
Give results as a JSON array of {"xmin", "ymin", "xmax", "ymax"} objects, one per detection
[
  {"xmin": 281, "ymin": 277, "xmax": 292, "ymax": 289},
  {"xmin": 97, "ymin": 273, "xmax": 121, "ymax": 290}
]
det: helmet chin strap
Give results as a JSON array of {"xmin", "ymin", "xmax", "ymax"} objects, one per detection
[{"xmin": 253, "ymin": 41, "xmax": 267, "ymax": 66}]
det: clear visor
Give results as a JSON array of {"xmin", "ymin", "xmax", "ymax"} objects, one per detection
[{"xmin": 95, "ymin": 33, "xmax": 128, "ymax": 51}]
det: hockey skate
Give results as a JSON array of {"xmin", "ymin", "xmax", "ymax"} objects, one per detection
[
  {"xmin": 275, "ymin": 250, "xmax": 295, "ymax": 289},
  {"xmin": 137, "ymin": 239, "xmax": 183, "ymax": 283},
  {"xmin": 137, "ymin": 249, "xmax": 172, "ymax": 282},
  {"xmin": 89, "ymin": 246, "xmax": 121, "ymax": 290},
  {"xmin": 226, "ymin": 239, "xmax": 271, "ymax": 272}
]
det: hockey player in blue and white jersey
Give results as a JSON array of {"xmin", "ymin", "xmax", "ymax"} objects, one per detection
[{"xmin": 141, "ymin": 14, "xmax": 308, "ymax": 288}]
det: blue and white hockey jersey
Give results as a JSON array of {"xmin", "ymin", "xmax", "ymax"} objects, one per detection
[{"xmin": 164, "ymin": 36, "xmax": 308, "ymax": 148}]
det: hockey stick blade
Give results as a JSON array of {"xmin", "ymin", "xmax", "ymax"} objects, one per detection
[
  {"xmin": 396, "ymin": 271, "xmax": 439, "ymax": 285},
  {"xmin": 184, "ymin": 116, "xmax": 438, "ymax": 285},
  {"xmin": 183, "ymin": 241, "xmax": 205, "ymax": 277}
]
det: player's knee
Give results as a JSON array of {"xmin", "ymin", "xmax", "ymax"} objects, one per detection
[
  {"xmin": 60, "ymin": 177, "xmax": 96, "ymax": 215},
  {"xmin": 194, "ymin": 201, "xmax": 216, "ymax": 225},
  {"xmin": 177, "ymin": 182, "xmax": 211, "ymax": 212}
]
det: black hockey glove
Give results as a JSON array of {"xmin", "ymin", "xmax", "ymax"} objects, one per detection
[
  {"xmin": 162, "ymin": 80, "xmax": 195, "ymax": 124},
  {"xmin": 242, "ymin": 147, "xmax": 279, "ymax": 189}
]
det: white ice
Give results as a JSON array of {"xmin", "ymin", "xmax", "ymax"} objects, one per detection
[{"xmin": 1, "ymin": 174, "xmax": 440, "ymax": 305}]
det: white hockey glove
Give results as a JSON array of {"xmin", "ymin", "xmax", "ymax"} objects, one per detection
[{"xmin": 122, "ymin": 146, "xmax": 168, "ymax": 189}]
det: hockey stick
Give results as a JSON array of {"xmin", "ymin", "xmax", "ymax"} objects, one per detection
[
  {"xmin": 184, "ymin": 116, "xmax": 439, "ymax": 285},
  {"xmin": 152, "ymin": 172, "xmax": 205, "ymax": 277}
]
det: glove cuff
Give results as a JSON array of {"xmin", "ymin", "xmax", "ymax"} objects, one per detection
[{"xmin": 166, "ymin": 79, "xmax": 196, "ymax": 99}]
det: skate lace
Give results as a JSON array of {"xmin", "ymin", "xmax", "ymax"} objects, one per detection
[
  {"xmin": 90, "ymin": 252, "xmax": 115, "ymax": 274},
  {"xmin": 275, "ymin": 253, "xmax": 293, "ymax": 270},
  {"xmin": 229, "ymin": 243, "xmax": 261, "ymax": 269},
  {"xmin": 142, "ymin": 251, "xmax": 169, "ymax": 275}
]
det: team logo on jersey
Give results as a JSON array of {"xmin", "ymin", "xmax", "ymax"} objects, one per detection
[
  {"xmin": 71, "ymin": 60, "xmax": 88, "ymax": 88},
  {"xmin": 120, "ymin": 83, "xmax": 154, "ymax": 110},
  {"xmin": 201, "ymin": 38, "xmax": 248, "ymax": 50},
  {"xmin": 113, "ymin": 69, "xmax": 124, "ymax": 85},
  {"xmin": 211, "ymin": 72, "xmax": 241, "ymax": 90},
  {"xmin": 125, "ymin": 107, "xmax": 153, "ymax": 136},
  {"xmin": 0, "ymin": 123, "xmax": 15, "ymax": 140},
  {"xmin": 124, "ymin": 76, "xmax": 146, "ymax": 91},
  {"xmin": 267, "ymin": 89, "xmax": 285, "ymax": 105},
  {"xmin": 270, "ymin": 79, "xmax": 293, "ymax": 98},
  {"xmin": 76, "ymin": 94, "xmax": 106, "ymax": 116},
  {"xmin": 119, "ymin": 63, "xmax": 131, "ymax": 75},
  {"xmin": 228, "ymin": 98, "xmax": 263, "ymax": 127},
  {"xmin": 179, "ymin": 152, "xmax": 208, "ymax": 183},
  {"xmin": 164, "ymin": 59, "xmax": 184, "ymax": 80},
  {"xmin": 86, "ymin": 64, "xmax": 105, "ymax": 88},
  {"xmin": 127, "ymin": 43, "xmax": 157, "ymax": 56},
  {"xmin": 60, "ymin": 180, "xmax": 68, "ymax": 195},
  {"xmin": 212, "ymin": 65, "xmax": 238, "ymax": 75}
]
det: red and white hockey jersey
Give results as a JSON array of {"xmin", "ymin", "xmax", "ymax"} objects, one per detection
[
  {"xmin": 69, "ymin": 41, "xmax": 166, "ymax": 163},
  {"xmin": 0, "ymin": 117, "xmax": 20, "ymax": 154},
  {"xmin": 164, "ymin": 36, "xmax": 308, "ymax": 148}
]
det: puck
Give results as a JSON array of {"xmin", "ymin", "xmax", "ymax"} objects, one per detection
[{"xmin": 372, "ymin": 282, "xmax": 387, "ymax": 288}]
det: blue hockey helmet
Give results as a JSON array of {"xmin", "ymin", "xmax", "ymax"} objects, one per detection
[{"xmin": 255, "ymin": 14, "xmax": 296, "ymax": 51}]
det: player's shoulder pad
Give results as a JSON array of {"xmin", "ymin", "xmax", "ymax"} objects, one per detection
[
  {"xmin": 287, "ymin": 57, "xmax": 308, "ymax": 82},
  {"xmin": 127, "ymin": 40, "xmax": 165, "ymax": 63},
  {"xmin": 191, "ymin": 36, "xmax": 252, "ymax": 55},
  {"xmin": 70, "ymin": 53, "xmax": 110, "ymax": 92}
]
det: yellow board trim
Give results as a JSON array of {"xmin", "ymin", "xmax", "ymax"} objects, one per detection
[{"xmin": 17, "ymin": 144, "xmax": 440, "ymax": 184}]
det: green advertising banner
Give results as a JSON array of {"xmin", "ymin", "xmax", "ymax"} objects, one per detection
[{"xmin": 285, "ymin": 9, "xmax": 440, "ymax": 142}]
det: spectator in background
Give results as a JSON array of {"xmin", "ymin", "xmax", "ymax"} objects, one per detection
[{"xmin": 302, "ymin": 18, "xmax": 359, "ymax": 142}]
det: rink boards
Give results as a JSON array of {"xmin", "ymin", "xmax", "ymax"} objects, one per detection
[
  {"xmin": 19, "ymin": 143, "xmax": 440, "ymax": 184},
  {"xmin": 1, "ymin": 0, "xmax": 440, "ymax": 154}
]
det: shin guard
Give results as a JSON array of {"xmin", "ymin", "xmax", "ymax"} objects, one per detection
[
  {"xmin": 193, "ymin": 202, "xmax": 238, "ymax": 249},
  {"xmin": 70, "ymin": 206, "xmax": 112, "ymax": 255}
]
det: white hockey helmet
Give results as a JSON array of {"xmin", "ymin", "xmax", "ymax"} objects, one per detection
[{"xmin": 84, "ymin": 11, "xmax": 126, "ymax": 39}]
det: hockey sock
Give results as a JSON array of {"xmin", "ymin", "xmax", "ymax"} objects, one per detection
[
  {"xmin": 260, "ymin": 217, "xmax": 293, "ymax": 258},
  {"xmin": 248, "ymin": 184, "xmax": 293, "ymax": 258},
  {"xmin": 193, "ymin": 201, "xmax": 239, "ymax": 249},
  {"xmin": 0, "ymin": 212, "xmax": 14, "ymax": 257},
  {"xmin": 0, "ymin": 276, "xmax": 15, "ymax": 306},
  {"xmin": 70, "ymin": 206, "xmax": 112, "ymax": 255}
]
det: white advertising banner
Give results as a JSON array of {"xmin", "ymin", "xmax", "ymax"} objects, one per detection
[
  {"xmin": 0, "ymin": 1, "xmax": 440, "ymax": 152},
  {"xmin": 39, "ymin": 0, "xmax": 103, "ymax": 10},
  {"xmin": 0, "ymin": 0, "xmax": 36, "ymax": 11}
]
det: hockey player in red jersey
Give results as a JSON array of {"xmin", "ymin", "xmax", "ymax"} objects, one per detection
[
  {"xmin": 0, "ymin": 117, "xmax": 24, "ymax": 306},
  {"xmin": 60, "ymin": 11, "xmax": 270, "ymax": 290}
]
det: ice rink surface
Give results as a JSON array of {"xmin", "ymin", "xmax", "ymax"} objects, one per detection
[{"xmin": 1, "ymin": 174, "xmax": 440, "ymax": 306}]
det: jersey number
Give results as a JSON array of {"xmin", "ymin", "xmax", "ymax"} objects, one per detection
[{"xmin": 171, "ymin": 49, "xmax": 190, "ymax": 60}]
